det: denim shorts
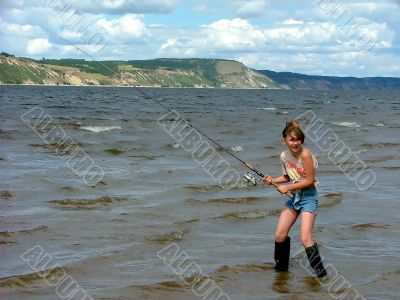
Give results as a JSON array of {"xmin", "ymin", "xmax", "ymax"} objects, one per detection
[{"xmin": 284, "ymin": 187, "xmax": 318, "ymax": 214}]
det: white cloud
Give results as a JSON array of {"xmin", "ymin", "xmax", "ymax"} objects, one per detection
[
  {"xmin": 238, "ymin": 51, "xmax": 400, "ymax": 77},
  {"xmin": 26, "ymin": 38, "xmax": 52, "ymax": 54},
  {"xmin": 282, "ymin": 18, "xmax": 304, "ymax": 25},
  {"xmin": 158, "ymin": 19, "xmax": 352, "ymax": 56},
  {"xmin": 205, "ymin": 18, "xmax": 264, "ymax": 49},
  {"xmin": 231, "ymin": 0, "xmax": 270, "ymax": 18},
  {"xmin": 97, "ymin": 14, "xmax": 150, "ymax": 43},
  {"xmin": 65, "ymin": 0, "xmax": 181, "ymax": 14},
  {"xmin": 236, "ymin": 0, "xmax": 269, "ymax": 17},
  {"xmin": 193, "ymin": 5, "xmax": 217, "ymax": 14},
  {"xmin": 0, "ymin": 20, "xmax": 42, "ymax": 37}
]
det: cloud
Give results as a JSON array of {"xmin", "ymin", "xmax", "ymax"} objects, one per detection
[
  {"xmin": 230, "ymin": 0, "xmax": 270, "ymax": 18},
  {"xmin": 282, "ymin": 18, "xmax": 304, "ymax": 25},
  {"xmin": 26, "ymin": 38, "xmax": 52, "ymax": 54},
  {"xmin": 193, "ymin": 5, "xmax": 217, "ymax": 14},
  {"xmin": 158, "ymin": 18, "xmax": 364, "ymax": 56},
  {"xmin": 97, "ymin": 14, "xmax": 150, "ymax": 43},
  {"xmin": 238, "ymin": 50, "xmax": 400, "ymax": 77},
  {"xmin": 62, "ymin": 0, "xmax": 182, "ymax": 14}
]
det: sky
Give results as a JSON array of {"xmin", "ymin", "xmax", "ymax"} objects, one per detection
[{"xmin": 0, "ymin": 0, "xmax": 399, "ymax": 77}]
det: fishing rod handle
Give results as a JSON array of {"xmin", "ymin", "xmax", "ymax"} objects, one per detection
[
  {"xmin": 270, "ymin": 182, "xmax": 294, "ymax": 198},
  {"xmin": 245, "ymin": 163, "xmax": 294, "ymax": 198}
]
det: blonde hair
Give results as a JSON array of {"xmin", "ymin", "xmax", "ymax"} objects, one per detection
[{"xmin": 282, "ymin": 120, "xmax": 305, "ymax": 142}]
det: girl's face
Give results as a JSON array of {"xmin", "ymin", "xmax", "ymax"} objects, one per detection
[{"xmin": 283, "ymin": 133, "xmax": 303, "ymax": 154}]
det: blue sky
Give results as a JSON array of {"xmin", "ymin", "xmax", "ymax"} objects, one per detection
[{"xmin": 0, "ymin": 0, "xmax": 399, "ymax": 77}]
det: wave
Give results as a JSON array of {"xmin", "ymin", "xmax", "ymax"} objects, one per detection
[
  {"xmin": 211, "ymin": 208, "xmax": 281, "ymax": 221},
  {"xmin": 29, "ymin": 140, "xmax": 85, "ymax": 156},
  {"xmin": 0, "ymin": 225, "xmax": 48, "ymax": 238},
  {"xmin": 0, "ymin": 129, "xmax": 12, "ymax": 140},
  {"xmin": 185, "ymin": 196, "xmax": 265, "ymax": 205},
  {"xmin": 138, "ymin": 280, "xmax": 186, "ymax": 292},
  {"xmin": 331, "ymin": 121, "xmax": 361, "ymax": 128},
  {"xmin": 104, "ymin": 148, "xmax": 125, "ymax": 155},
  {"xmin": 174, "ymin": 219, "xmax": 200, "ymax": 226},
  {"xmin": 0, "ymin": 266, "xmax": 66, "ymax": 289},
  {"xmin": 165, "ymin": 143, "xmax": 180, "ymax": 149},
  {"xmin": 59, "ymin": 186, "xmax": 75, "ymax": 192},
  {"xmin": 184, "ymin": 181, "xmax": 252, "ymax": 193},
  {"xmin": 48, "ymin": 196, "xmax": 128, "ymax": 209},
  {"xmin": 351, "ymin": 223, "xmax": 390, "ymax": 231},
  {"xmin": 80, "ymin": 125, "xmax": 122, "ymax": 132},
  {"xmin": 319, "ymin": 193, "xmax": 342, "ymax": 208},
  {"xmin": 360, "ymin": 142, "xmax": 400, "ymax": 149},
  {"xmin": 229, "ymin": 145, "xmax": 243, "ymax": 152},
  {"xmin": 0, "ymin": 190, "xmax": 13, "ymax": 199},
  {"xmin": 217, "ymin": 262, "xmax": 274, "ymax": 273},
  {"xmin": 257, "ymin": 107, "xmax": 276, "ymax": 111},
  {"xmin": 382, "ymin": 166, "xmax": 400, "ymax": 170},
  {"xmin": 147, "ymin": 229, "xmax": 190, "ymax": 244},
  {"xmin": 215, "ymin": 145, "xmax": 244, "ymax": 153},
  {"xmin": 364, "ymin": 155, "xmax": 399, "ymax": 163},
  {"xmin": 0, "ymin": 240, "xmax": 17, "ymax": 245},
  {"xmin": 184, "ymin": 184, "xmax": 222, "ymax": 193},
  {"xmin": 137, "ymin": 262, "xmax": 274, "ymax": 292},
  {"xmin": 127, "ymin": 154, "xmax": 164, "ymax": 160}
]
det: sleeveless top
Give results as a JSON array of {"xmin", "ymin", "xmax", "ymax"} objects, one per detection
[{"xmin": 280, "ymin": 150, "xmax": 319, "ymax": 188}]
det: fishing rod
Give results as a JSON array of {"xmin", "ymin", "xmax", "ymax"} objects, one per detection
[{"xmin": 47, "ymin": 29, "xmax": 294, "ymax": 198}]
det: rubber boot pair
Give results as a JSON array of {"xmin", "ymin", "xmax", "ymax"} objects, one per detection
[
  {"xmin": 274, "ymin": 236, "xmax": 291, "ymax": 271},
  {"xmin": 305, "ymin": 243, "xmax": 327, "ymax": 277}
]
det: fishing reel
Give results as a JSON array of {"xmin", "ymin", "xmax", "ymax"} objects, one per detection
[{"xmin": 243, "ymin": 172, "xmax": 259, "ymax": 186}]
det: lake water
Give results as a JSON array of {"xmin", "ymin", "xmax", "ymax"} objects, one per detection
[{"xmin": 0, "ymin": 86, "xmax": 399, "ymax": 299}]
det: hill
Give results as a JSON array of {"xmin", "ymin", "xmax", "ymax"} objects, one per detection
[
  {"xmin": 2, "ymin": 53, "xmax": 399, "ymax": 90},
  {"xmin": 258, "ymin": 70, "xmax": 400, "ymax": 90},
  {"xmin": 0, "ymin": 54, "xmax": 279, "ymax": 89}
]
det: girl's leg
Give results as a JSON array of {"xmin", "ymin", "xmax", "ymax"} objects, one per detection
[
  {"xmin": 300, "ymin": 212, "xmax": 327, "ymax": 277},
  {"xmin": 275, "ymin": 208, "xmax": 299, "ymax": 242},
  {"xmin": 300, "ymin": 212, "xmax": 316, "ymax": 247},
  {"xmin": 274, "ymin": 208, "xmax": 299, "ymax": 271}
]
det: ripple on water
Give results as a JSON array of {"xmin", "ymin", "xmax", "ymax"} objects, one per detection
[
  {"xmin": 211, "ymin": 208, "xmax": 281, "ymax": 221},
  {"xmin": 47, "ymin": 196, "xmax": 130, "ymax": 209},
  {"xmin": 351, "ymin": 223, "xmax": 390, "ymax": 231}
]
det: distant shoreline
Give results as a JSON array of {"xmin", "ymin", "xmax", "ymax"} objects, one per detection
[{"xmin": 0, "ymin": 83, "xmax": 282, "ymax": 90}]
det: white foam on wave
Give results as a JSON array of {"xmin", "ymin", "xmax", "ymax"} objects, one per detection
[
  {"xmin": 80, "ymin": 125, "xmax": 122, "ymax": 132},
  {"xmin": 331, "ymin": 122, "xmax": 361, "ymax": 128},
  {"xmin": 230, "ymin": 145, "xmax": 243, "ymax": 152},
  {"xmin": 257, "ymin": 107, "xmax": 276, "ymax": 111}
]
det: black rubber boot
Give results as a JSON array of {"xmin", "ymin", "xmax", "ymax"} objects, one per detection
[
  {"xmin": 274, "ymin": 236, "xmax": 290, "ymax": 271},
  {"xmin": 305, "ymin": 243, "xmax": 327, "ymax": 277}
]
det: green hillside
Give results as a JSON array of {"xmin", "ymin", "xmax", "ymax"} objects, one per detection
[{"xmin": 0, "ymin": 53, "xmax": 280, "ymax": 88}]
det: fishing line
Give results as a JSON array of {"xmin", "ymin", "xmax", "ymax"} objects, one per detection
[{"xmin": 47, "ymin": 29, "xmax": 294, "ymax": 198}]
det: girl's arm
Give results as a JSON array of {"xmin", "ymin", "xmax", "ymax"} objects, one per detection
[{"xmin": 264, "ymin": 174, "xmax": 290, "ymax": 185}]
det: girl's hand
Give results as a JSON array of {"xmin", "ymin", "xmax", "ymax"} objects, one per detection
[
  {"xmin": 277, "ymin": 185, "xmax": 290, "ymax": 194},
  {"xmin": 263, "ymin": 175, "xmax": 272, "ymax": 185}
]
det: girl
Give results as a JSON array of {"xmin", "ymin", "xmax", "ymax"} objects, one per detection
[{"xmin": 263, "ymin": 120, "xmax": 327, "ymax": 277}]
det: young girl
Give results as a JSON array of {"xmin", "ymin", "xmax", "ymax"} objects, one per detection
[{"xmin": 263, "ymin": 120, "xmax": 327, "ymax": 277}]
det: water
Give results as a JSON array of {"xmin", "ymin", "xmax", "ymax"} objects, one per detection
[{"xmin": 0, "ymin": 86, "xmax": 399, "ymax": 299}]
